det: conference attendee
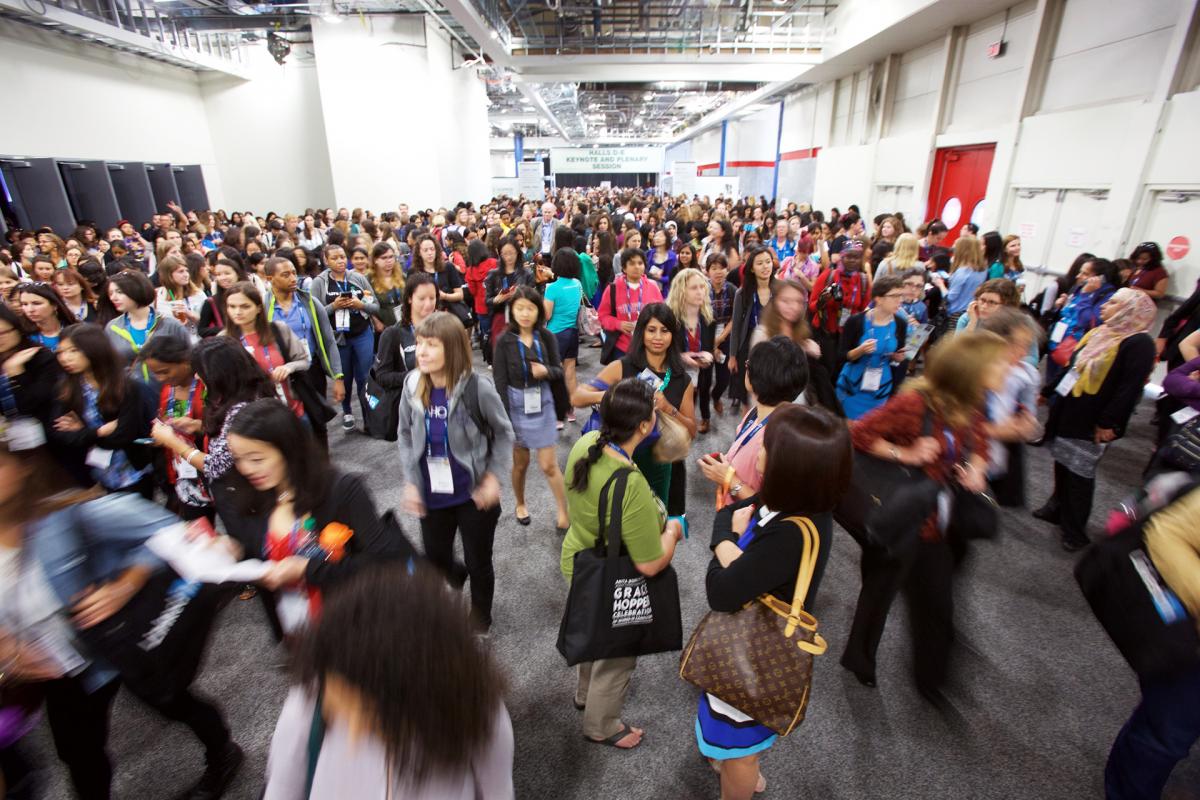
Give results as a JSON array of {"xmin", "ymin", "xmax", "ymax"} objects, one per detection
[
  {"xmin": 410, "ymin": 234, "xmax": 469, "ymax": 325},
  {"xmin": 1035, "ymin": 289, "xmax": 1157, "ymax": 551},
  {"xmin": 767, "ymin": 218, "xmax": 795, "ymax": 264},
  {"xmin": 198, "ymin": 259, "xmax": 248, "ymax": 338},
  {"xmin": 1046, "ymin": 258, "xmax": 1120, "ymax": 387},
  {"xmin": 728, "ymin": 247, "xmax": 776, "ymax": 409},
  {"xmin": 311, "ymin": 244, "xmax": 378, "ymax": 433},
  {"xmin": 219, "ymin": 282, "xmax": 310, "ymax": 420},
  {"xmin": 51, "ymin": 324, "xmax": 157, "ymax": 497},
  {"xmin": 0, "ymin": 430, "xmax": 243, "ymax": 800},
  {"xmin": 532, "ymin": 202, "xmax": 559, "ymax": 257},
  {"xmin": 1126, "ymin": 241, "xmax": 1169, "ymax": 302},
  {"xmin": 837, "ymin": 275, "xmax": 908, "ymax": 420},
  {"xmin": 17, "ymin": 282, "xmax": 75, "ymax": 352},
  {"xmin": 808, "ymin": 240, "xmax": 871, "ymax": 375},
  {"xmin": 0, "ymin": 301, "xmax": 64, "ymax": 434},
  {"xmin": 874, "ymin": 232, "xmax": 921, "ymax": 282},
  {"xmin": 561, "ymin": 378, "xmax": 685, "ymax": 750},
  {"xmin": 666, "ymin": 267, "xmax": 716, "ymax": 433},
  {"xmin": 397, "ymin": 312, "xmax": 514, "ymax": 632},
  {"xmin": 366, "ymin": 242, "xmax": 404, "ymax": 333},
  {"xmin": 154, "ymin": 254, "xmax": 206, "ymax": 338},
  {"xmin": 977, "ymin": 308, "xmax": 1042, "ymax": 508},
  {"xmin": 647, "ymin": 228, "xmax": 678, "ymax": 293},
  {"xmin": 104, "ymin": 270, "xmax": 188, "ymax": 380},
  {"xmin": 943, "ymin": 235, "xmax": 988, "ymax": 328},
  {"xmin": 52, "ymin": 268, "xmax": 99, "ymax": 324},
  {"xmin": 596, "ymin": 248, "xmax": 664, "ymax": 361},
  {"xmin": 697, "ymin": 404, "xmax": 851, "ymax": 798},
  {"xmin": 77, "ymin": 258, "xmax": 119, "ymax": 325},
  {"xmin": 262, "ymin": 566, "xmax": 513, "ymax": 799},
  {"xmin": 573, "ymin": 303, "xmax": 695, "ymax": 514},
  {"xmin": 542, "ymin": 247, "xmax": 584, "ymax": 424},
  {"xmin": 464, "ymin": 239, "xmax": 497, "ymax": 354},
  {"xmin": 484, "ymin": 237, "xmax": 535, "ymax": 357},
  {"xmin": 696, "ymin": 336, "xmax": 809, "ymax": 508},
  {"xmin": 374, "ymin": 272, "xmax": 437, "ymax": 396},
  {"xmin": 493, "ymin": 287, "xmax": 569, "ymax": 532},
  {"xmin": 841, "ymin": 332, "xmax": 1005, "ymax": 699},
  {"xmin": 264, "ymin": 256, "xmax": 344, "ymax": 449}
]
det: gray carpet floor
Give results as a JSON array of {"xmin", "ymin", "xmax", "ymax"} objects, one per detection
[{"xmin": 28, "ymin": 347, "xmax": 1200, "ymax": 799}]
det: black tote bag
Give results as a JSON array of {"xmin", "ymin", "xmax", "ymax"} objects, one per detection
[
  {"xmin": 557, "ymin": 468, "xmax": 682, "ymax": 666},
  {"xmin": 362, "ymin": 367, "xmax": 403, "ymax": 441},
  {"xmin": 1075, "ymin": 514, "xmax": 1200, "ymax": 680}
]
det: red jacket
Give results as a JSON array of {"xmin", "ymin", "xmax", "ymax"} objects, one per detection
[
  {"xmin": 808, "ymin": 267, "xmax": 869, "ymax": 333},
  {"xmin": 466, "ymin": 257, "xmax": 496, "ymax": 315}
]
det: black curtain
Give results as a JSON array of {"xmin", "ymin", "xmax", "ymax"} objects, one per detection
[{"xmin": 553, "ymin": 172, "xmax": 658, "ymax": 188}]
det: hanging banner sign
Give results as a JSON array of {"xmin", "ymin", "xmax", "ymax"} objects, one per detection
[{"xmin": 550, "ymin": 147, "xmax": 665, "ymax": 174}]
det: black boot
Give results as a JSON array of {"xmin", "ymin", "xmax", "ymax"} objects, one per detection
[
  {"xmin": 1031, "ymin": 501, "xmax": 1060, "ymax": 524},
  {"xmin": 179, "ymin": 742, "xmax": 243, "ymax": 800}
]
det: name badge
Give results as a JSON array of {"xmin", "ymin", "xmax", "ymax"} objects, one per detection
[
  {"xmin": 861, "ymin": 366, "xmax": 884, "ymax": 393},
  {"xmin": 174, "ymin": 455, "xmax": 199, "ymax": 480},
  {"xmin": 335, "ymin": 309, "xmax": 351, "ymax": 331},
  {"xmin": 85, "ymin": 447, "xmax": 114, "ymax": 469},
  {"xmin": 1056, "ymin": 369, "xmax": 1079, "ymax": 396},
  {"xmin": 428, "ymin": 456, "xmax": 454, "ymax": 494},
  {"xmin": 523, "ymin": 385, "xmax": 543, "ymax": 414},
  {"xmin": 839, "ymin": 308, "xmax": 851, "ymax": 327},
  {"xmin": 635, "ymin": 367, "xmax": 663, "ymax": 391},
  {"xmin": 1050, "ymin": 320, "xmax": 1068, "ymax": 343},
  {"xmin": 276, "ymin": 590, "xmax": 310, "ymax": 634}
]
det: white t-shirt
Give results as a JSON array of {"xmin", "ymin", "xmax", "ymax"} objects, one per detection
[{"xmin": 0, "ymin": 546, "xmax": 88, "ymax": 675}]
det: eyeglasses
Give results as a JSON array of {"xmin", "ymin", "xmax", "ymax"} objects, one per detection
[
  {"xmin": 977, "ymin": 298, "xmax": 1002, "ymax": 307},
  {"xmin": 883, "ymin": 292, "xmax": 905, "ymax": 299}
]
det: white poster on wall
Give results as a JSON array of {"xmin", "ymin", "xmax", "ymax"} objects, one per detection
[
  {"xmin": 517, "ymin": 161, "xmax": 545, "ymax": 199},
  {"xmin": 492, "ymin": 177, "xmax": 520, "ymax": 198},
  {"xmin": 672, "ymin": 161, "xmax": 697, "ymax": 198},
  {"xmin": 550, "ymin": 147, "xmax": 665, "ymax": 174},
  {"xmin": 695, "ymin": 176, "xmax": 740, "ymax": 201}
]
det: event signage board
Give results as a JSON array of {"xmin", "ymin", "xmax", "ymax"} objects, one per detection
[{"xmin": 550, "ymin": 147, "xmax": 666, "ymax": 174}]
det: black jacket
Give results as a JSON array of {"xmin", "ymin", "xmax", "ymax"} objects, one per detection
[
  {"xmin": 1159, "ymin": 280, "xmax": 1200, "ymax": 369},
  {"xmin": 1045, "ymin": 333, "xmax": 1156, "ymax": 440},
  {"xmin": 4, "ymin": 346, "xmax": 61, "ymax": 424},
  {"xmin": 483, "ymin": 266, "xmax": 535, "ymax": 314},
  {"xmin": 373, "ymin": 324, "xmax": 417, "ymax": 390},
  {"xmin": 225, "ymin": 471, "xmax": 414, "ymax": 588},
  {"xmin": 493, "ymin": 328, "xmax": 563, "ymax": 400},
  {"xmin": 50, "ymin": 378, "xmax": 158, "ymax": 478},
  {"xmin": 707, "ymin": 495, "xmax": 832, "ymax": 611}
]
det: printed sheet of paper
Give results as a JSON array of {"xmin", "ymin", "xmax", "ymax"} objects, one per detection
[{"xmin": 146, "ymin": 525, "xmax": 270, "ymax": 584}]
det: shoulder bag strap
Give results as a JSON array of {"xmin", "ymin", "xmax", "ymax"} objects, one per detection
[
  {"xmin": 595, "ymin": 467, "xmax": 632, "ymax": 557},
  {"xmin": 781, "ymin": 515, "xmax": 820, "ymax": 624}
]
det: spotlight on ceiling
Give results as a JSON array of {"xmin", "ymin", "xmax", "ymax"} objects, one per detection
[{"xmin": 267, "ymin": 31, "xmax": 291, "ymax": 65}]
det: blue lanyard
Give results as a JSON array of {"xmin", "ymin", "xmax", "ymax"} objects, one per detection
[
  {"xmin": 736, "ymin": 511, "xmax": 760, "ymax": 549},
  {"xmin": 729, "ymin": 409, "xmax": 767, "ymax": 458},
  {"xmin": 125, "ymin": 308, "xmax": 155, "ymax": 346},
  {"xmin": 423, "ymin": 402, "xmax": 450, "ymax": 458},
  {"xmin": 606, "ymin": 442, "xmax": 632, "ymax": 461},
  {"xmin": 518, "ymin": 335, "xmax": 544, "ymax": 383},
  {"xmin": 622, "ymin": 279, "xmax": 644, "ymax": 320},
  {"xmin": 240, "ymin": 334, "xmax": 272, "ymax": 365},
  {"xmin": 332, "ymin": 277, "xmax": 352, "ymax": 295}
]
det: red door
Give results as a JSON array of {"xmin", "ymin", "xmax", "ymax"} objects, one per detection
[{"xmin": 926, "ymin": 144, "xmax": 996, "ymax": 246}]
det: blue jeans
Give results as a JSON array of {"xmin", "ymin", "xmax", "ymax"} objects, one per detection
[
  {"xmin": 1105, "ymin": 665, "xmax": 1200, "ymax": 799},
  {"xmin": 337, "ymin": 328, "xmax": 374, "ymax": 416}
]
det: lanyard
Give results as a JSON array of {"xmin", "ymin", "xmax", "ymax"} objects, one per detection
[
  {"xmin": 606, "ymin": 442, "xmax": 633, "ymax": 461},
  {"xmin": 685, "ymin": 322, "xmax": 701, "ymax": 353},
  {"xmin": 736, "ymin": 511, "xmax": 760, "ymax": 549},
  {"xmin": 240, "ymin": 334, "xmax": 273, "ymax": 366},
  {"xmin": 728, "ymin": 409, "xmax": 767, "ymax": 460},
  {"xmin": 124, "ymin": 309, "xmax": 156, "ymax": 349},
  {"xmin": 74, "ymin": 301, "xmax": 88, "ymax": 321},
  {"xmin": 423, "ymin": 401, "xmax": 451, "ymax": 458},
  {"xmin": 167, "ymin": 378, "xmax": 199, "ymax": 419},
  {"xmin": 332, "ymin": 276, "xmax": 352, "ymax": 295},
  {"xmin": 622, "ymin": 279, "xmax": 644, "ymax": 320},
  {"xmin": 518, "ymin": 335, "xmax": 544, "ymax": 383}
]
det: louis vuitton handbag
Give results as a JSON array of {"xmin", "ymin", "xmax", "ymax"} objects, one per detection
[{"xmin": 678, "ymin": 516, "xmax": 827, "ymax": 736}]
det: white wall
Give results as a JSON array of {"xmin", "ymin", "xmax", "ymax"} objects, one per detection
[
  {"xmin": 0, "ymin": 19, "xmax": 225, "ymax": 207},
  {"xmin": 199, "ymin": 43, "xmax": 334, "ymax": 213}
]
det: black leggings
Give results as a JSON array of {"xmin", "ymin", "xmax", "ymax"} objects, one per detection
[
  {"xmin": 697, "ymin": 361, "xmax": 731, "ymax": 421},
  {"xmin": 43, "ymin": 677, "xmax": 120, "ymax": 800},
  {"xmin": 420, "ymin": 500, "xmax": 501, "ymax": 628}
]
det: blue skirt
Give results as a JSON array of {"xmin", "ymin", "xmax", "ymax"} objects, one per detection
[
  {"xmin": 695, "ymin": 693, "xmax": 777, "ymax": 760},
  {"xmin": 507, "ymin": 385, "xmax": 557, "ymax": 450}
]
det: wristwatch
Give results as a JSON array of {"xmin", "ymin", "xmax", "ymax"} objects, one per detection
[{"xmin": 730, "ymin": 483, "xmax": 743, "ymax": 498}]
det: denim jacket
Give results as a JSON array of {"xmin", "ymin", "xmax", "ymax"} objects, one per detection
[{"xmin": 27, "ymin": 493, "xmax": 175, "ymax": 691}]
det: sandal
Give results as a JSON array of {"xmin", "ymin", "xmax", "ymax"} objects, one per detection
[
  {"xmin": 573, "ymin": 699, "xmax": 586, "ymax": 711},
  {"xmin": 585, "ymin": 723, "xmax": 643, "ymax": 749}
]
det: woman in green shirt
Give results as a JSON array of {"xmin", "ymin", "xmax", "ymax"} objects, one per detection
[{"xmin": 561, "ymin": 378, "xmax": 684, "ymax": 751}]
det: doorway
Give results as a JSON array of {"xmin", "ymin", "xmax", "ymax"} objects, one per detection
[{"xmin": 926, "ymin": 143, "xmax": 996, "ymax": 246}]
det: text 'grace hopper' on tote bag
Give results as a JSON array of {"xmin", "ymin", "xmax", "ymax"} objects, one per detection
[
  {"xmin": 556, "ymin": 468, "xmax": 682, "ymax": 667},
  {"xmin": 679, "ymin": 516, "xmax": 827, "ymax": 737}
]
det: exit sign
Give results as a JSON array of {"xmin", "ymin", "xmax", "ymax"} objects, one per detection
[{"xmin": 986, "ymin": 40, "xmax": 1007, "ymax": 58}]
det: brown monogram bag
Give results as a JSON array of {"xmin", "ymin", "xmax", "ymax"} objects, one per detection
[{"xmin": 678, "ymin": 515, "xmax": 827, "ymax": 736}]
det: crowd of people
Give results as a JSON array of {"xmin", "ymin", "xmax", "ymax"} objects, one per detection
[{"xmin": 0, "ymin": 187, "xmax": 1196, "ymax": 800}]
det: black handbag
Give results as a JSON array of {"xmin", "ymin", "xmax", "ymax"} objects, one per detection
[
  {"xmin": 1160, "ymin": 415, "xmax": 1200, "ymax": 473},
  {"xmin": 69, "ymin": 505, "xmax": 228, "ymax": 705},
  {"xmin": 556, "ymin": 468, "xmax": 682, "ymax": 666},
  {"xmin": 1075, "ymin": 490, "xmax": 1200, "ymax": 680},
  {"xmin": 362, "ymin": 367, "xmax": 402, "ymax": 441},
  {"xmin": 834, "ymin": 411, "xmax": 939, "ymax": 557}
]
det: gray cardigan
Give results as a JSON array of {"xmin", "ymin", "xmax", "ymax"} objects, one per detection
[
  {"xmin": 397, "ymin": 369, "xmax": 514, "ymax": 495},
  {"xmin": 106, "ymin": 311, "xmax": 190, "ymax": 371}
]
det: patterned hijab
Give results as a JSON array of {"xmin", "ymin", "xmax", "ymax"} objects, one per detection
[{"xmin": 1071, "ymin": 287, "xmax": 1156, "ymax": 397}]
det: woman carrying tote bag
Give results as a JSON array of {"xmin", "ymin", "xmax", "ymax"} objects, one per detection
[
  {"xmin": 688, "ymin": 405, "xmax": 850, "ymax": 799},
  {"xmin": 559, "ymin": 379, "xmax": 684, "ymax": 751}
]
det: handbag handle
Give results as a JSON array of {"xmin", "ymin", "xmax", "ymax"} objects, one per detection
[{"xmin": 781, "ymin": 516, "xmax": 821, "ymax": 638}]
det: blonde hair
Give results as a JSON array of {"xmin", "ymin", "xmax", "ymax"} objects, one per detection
[
  {"xmin": 760, "ymin": 279, "xmax": 812, "ymax": 343},
  {"xmin": 906, "ymin": 331, "xmax": 1006, "ymax": 427},
  {"xmin": 414, "ymin": 312, "xmax": 473, "ymax": 409},
  {"xmin": 666, "ymin": 268, "xmax": 713, "ymax": 324},
  {"xmin": 952, "ymin": 235, "xmax": 985, "ymax": 272},
  {"xmin": 891, "ymin": 233, "xmax": 920, "ymax": 269}
]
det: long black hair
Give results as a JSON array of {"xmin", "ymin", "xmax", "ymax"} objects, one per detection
[
  {"xmin": 18, "ymin": 281, "xmax": 76, "ymax": 330},
  {"xmin": 569, "ymin": 378, "xmax": 655, "ymax": 492},
  {"xmin": 624, "ymin": 302, "xmax": 688, "ymax": 376},
  {"xmin": 292, "ymin": 565, "xmax": 506, "ymax": 789},
  {"xmin": 59, "ymin": 323, "xmax": 127, "ymax": 417},
  {"xmin": 192, "ymin": 337, "xmax": 276, "ymax": 437},
  {"xmin": 228, "ymin": 398, "xmax": 329, "ymax": 516}
]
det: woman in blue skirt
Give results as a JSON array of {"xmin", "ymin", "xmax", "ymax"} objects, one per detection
[
  {"xmin": 493, "ymin": 286, "xmax": 570, "ymax": 533},
  {"xmin": 698, "ymin": 404, "xmax": 851, "ymax": 798}
]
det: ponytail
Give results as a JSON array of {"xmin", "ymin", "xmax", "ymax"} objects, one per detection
[{"xmin": 570, "ymin": 430, "xmax": 611, "ymax": 492}]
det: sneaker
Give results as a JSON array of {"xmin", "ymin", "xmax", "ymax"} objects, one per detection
[
  {"xmin": 342, "ymin": 414, "xmax": 354, "ymax": 432},
  {"xmin": 566, "ymin": 412, "xmax": 577, "ymax": 423},
  {"xmin": 179, "ymin": 741, "xmax": 243, "ymax": 800}
]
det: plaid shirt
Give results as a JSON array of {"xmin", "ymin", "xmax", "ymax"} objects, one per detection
[{"xmin": 710, "ymin": 282, "xmax": 736, "ymax": 325}]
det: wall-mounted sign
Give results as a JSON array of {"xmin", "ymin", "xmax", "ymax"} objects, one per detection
[
  {"xmin": 517, "ymin": 161, "xmax": 545, "ymax": 198},
  {"xmin": 550, "ymin": 147, "xmax": 665, "ymax": 174}
]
